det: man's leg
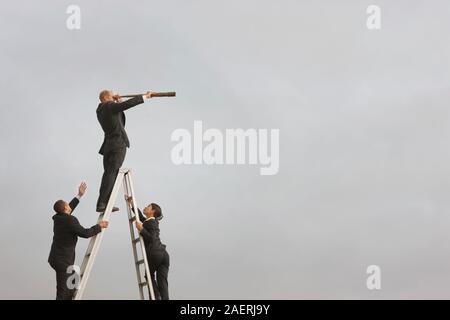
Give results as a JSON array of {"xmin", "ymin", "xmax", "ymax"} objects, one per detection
[
  {"xmin": 55, "ymin": 265, "xmax": 74, "ymax": 300},
  {"xmin": 96, "ymin": 147, "xmax": 126, "ymax": 210},
  {"xmin": 156, "ymin": 250, "xmax": 170, "ymax": 300}
]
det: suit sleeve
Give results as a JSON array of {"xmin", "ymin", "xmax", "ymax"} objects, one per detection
[
  {"xmin": 70, "ymin": 216, "xmax": 102, "ymax": 239},
  {"xmin": 140, "ymin": 220, "xmax": 157, "ymax": 243},
  {"xmin": 106, "ymin": 96, "xmax": 144, "ymax": 113},
  {"xmin": 138, "ymin": 209, "xmax": 146, "ymax": 223},
  {"xmin": 130, "ymin": 207, "xmax": 146, "ymax": 223},
  {"xmin": 68, "ymin": 197, "xmax": 79, "ymax": 212},
  {"xmin": 139, "ymin": 227, "xmax": 154, "ymax": 243}
]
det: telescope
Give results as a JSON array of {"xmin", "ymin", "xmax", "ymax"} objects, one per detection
[{"xmin": 119, "ymin": 92, "xmax": 176, "ymax": 98}]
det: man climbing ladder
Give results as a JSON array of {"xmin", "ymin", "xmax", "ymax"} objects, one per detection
[{"xmin": 48, "ymin": 182, "xmax": 109, "ymax": 300}]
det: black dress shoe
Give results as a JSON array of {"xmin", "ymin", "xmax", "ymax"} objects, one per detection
[{"xmin": 96, "ymin": 206, "xmax": 120, "ymax": 213}]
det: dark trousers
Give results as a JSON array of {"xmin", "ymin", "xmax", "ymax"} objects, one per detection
[
  {"xmin": 148, "ymin": 250, "xmax": 170, "ymax": 300},
  {"xmin": 50, "ymin": 262, "xmax": 75, "ymax": 300},
  {"xmin": 97, "ymin": 147, "xmax": 126, "ymax": 209}
]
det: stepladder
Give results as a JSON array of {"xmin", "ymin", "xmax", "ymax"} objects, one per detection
[{"xmin": 73, "ymin": 168, "xmax": 156, "ymax": 300}]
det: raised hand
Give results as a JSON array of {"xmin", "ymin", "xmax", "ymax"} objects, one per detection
[
  {"xmin": 112, "ymin": 94, "xmax": 122, "ymax": 102},
  {"xmin": 78, "ymin": 182, "xmax": 87, "ymax": 197}
]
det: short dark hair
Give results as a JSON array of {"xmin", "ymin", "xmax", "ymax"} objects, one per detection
[
  {"xmin": 151, "ymin": 203, "xmax": 162, "ymax": 218},
  {"xmin": 53, "ymin": 200, "xmax": 66, "ymax": 214}
]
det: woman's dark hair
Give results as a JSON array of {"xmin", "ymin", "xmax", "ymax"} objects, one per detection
[{"xmin": 151, "ymin": 203, "xmax": 162, "ymax": 218}]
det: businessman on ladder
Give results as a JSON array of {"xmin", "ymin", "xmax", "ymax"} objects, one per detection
[
  {"xmin": 48, "ymin": 182, "xmax": 109, "ymax": 300},
  {"xmin": 96, "ymin": 90, "xmax": 155, "ymax": 213}
]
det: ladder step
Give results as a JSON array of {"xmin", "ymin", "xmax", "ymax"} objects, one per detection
[
  {"xmin": 129, "ymin": 216, "xmax": 136, "ymax": 222},
  {"xmin": 132, "ymin": 238, "xmax": 140, "ymax": 244},
  {"xmin": 136, "ymin": 259, "xmax": 144, "ymax": 265},
  {"xmin": 139, "ymin": 282, "xmax": 147, "ymax": 287}
]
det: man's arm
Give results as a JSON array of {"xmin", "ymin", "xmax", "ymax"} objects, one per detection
[
  {"xmin": 68, "ymin": 197, "xmax": 79, "ymax": 211},
  {"xmin": 70, "ymin": 217, "xmax": 102, "ymax": 239},
  {"xmin": 106, "ymin": 94, "xmax": 150, "ymax": 114}
]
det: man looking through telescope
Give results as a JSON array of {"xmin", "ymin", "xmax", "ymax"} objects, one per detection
[{"xmin": 95, "ymin": 90, "xmax": 154, "ymax": 213}]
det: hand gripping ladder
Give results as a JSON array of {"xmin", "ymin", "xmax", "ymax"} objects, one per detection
[{"xmin": 73, "ymin": 168, "xmax": 155, "ymax": 300}]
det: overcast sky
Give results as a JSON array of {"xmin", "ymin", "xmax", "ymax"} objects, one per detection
[{"xmin": 2, "ymin": 0, "xmax": 450, "ymax": 299}]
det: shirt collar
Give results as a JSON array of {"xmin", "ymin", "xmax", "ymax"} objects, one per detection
[{"xmin": 145, "ymin": 217, "xmax": 155, "ymax": 222}]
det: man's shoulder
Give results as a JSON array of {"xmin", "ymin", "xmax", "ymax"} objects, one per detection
[
  {"xmin": 97, "ymin": 101, "xmax": 114, "ymax": 113},
  {"xmin": 64, "ymin": 214, "xmax": 78, "ymax": 224},
  {"xmin": 69, "ymin": 214, "xmax": 79, "ymax": 220},
  {"xmin": 97, "ymin": 102, "xmax": 105, "ymax": 112},
  {"xmin": 53, "ymin": 213, "xmax": 76, "ymax": 224}
]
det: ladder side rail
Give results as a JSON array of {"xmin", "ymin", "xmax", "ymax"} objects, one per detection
[
  {"xmin": 78, "ymin": 229, "xmax": 97, "ymax": 276},
  {"xmin": 123, "ymin": 173, "xmax": 145, "ymax": 300},
  {"xmin": 73, "ymin": 170, "xmax": 126, "ymax": 300},
  {"xmin": 127, "ymin": 171, "xmax": 156, "ymax": 300}
]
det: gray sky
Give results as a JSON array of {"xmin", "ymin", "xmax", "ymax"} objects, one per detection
[{"xmin": 1, "ymin": 0, "xmax": 450, "ymax": 299}]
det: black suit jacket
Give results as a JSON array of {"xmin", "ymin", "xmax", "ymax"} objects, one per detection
[
  {"xmin": 137, "ymin": 209, "xmax": 166, "ymax": 253},
  {"xmin": 96, "ymin": 96, "xmax": 145, "ymax": 155},
  {"xmin": 48, "ymin": 198, "xmax": 101, "ymax": 268}
]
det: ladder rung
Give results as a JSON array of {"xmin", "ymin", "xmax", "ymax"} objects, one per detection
[
  {"xmin": 129, "ymin": 216, "xmax": 136, "ymax": 222},
  {"xmin": 136, "ymin": 259, "xmax": 144, "ymax": 265},
  {"xmin": 132, "ymin": 238, "xmax": 140, "ymax": 244},
  {"xmin": 139, "ymin": 282, "xmax": 147, "ymax": 287}
]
